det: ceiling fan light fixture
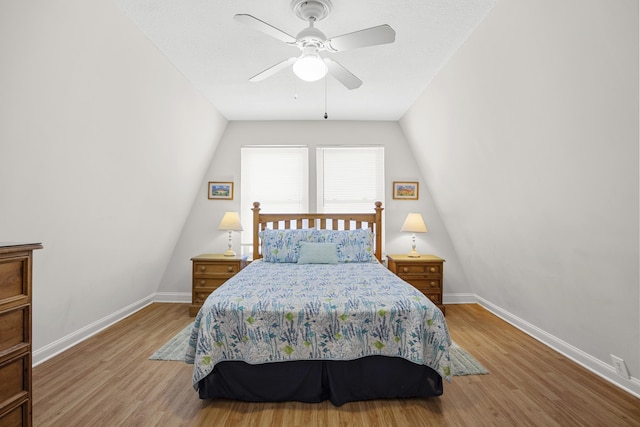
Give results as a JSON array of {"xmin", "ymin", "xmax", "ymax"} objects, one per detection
[
  {"xmin": 235, "ymin": 4, "xmax": 394, "ymax": 89},
  {"xmin": 292, "ymin": 48, "xmax": 327, "ymax": 82}
]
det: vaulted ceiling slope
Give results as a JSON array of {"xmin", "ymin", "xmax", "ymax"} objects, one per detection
[{"xmin": 114, "ymin": 0, "xmax": 496, "ymax": 120}]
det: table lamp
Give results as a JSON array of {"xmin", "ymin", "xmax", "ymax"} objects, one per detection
[
  {"xmin": 218, "ymin": 212, "xmax": 243, "ymax": 256},
  {"xmin": 400, "ymin": 213, "xmax": 427, "ymax": 257}
]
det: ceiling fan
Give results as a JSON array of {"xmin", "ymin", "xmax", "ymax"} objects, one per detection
[{"xmin": 234, "ymin": 0, "xmax": 396, "ymax": 90}]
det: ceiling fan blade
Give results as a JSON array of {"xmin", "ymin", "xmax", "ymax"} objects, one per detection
[
  {"xmin": 234, "ymin": 14, "xmax": 297, "ymax": 44},
  {"xmin": 249, "ymin": 57, "xmax": 297, "ymax": 82},
  {"xmin": 326, "ymin": 24, "xmax": 396, "ymax": 52},
  {"xmin": 324, "ymin": 58, "xmax": 362, "ymax": 90}
]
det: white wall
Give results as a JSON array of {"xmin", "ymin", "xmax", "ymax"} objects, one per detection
[
  {"xmin": 0, "ymin": 0, "xmax": 227, "ymax": 362},
  {"xmin": 400, "ymin": 0, "xmax": 639, "ymax": 393},
  {"xmin": 158, "ymin": 120, "xmax": 469, "ymax": 302}
]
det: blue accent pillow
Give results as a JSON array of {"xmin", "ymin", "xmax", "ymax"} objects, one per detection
[
  {"xmin": 297, "ymin": 242, "xmax": 338, "ymax": 264},
  {"xmin": 259, "ymin": 229, "xmax": 317, "ymax": 263},
  {"xmin": 314, "ymin": 229, "xmax": 375, "ymax": 263}
]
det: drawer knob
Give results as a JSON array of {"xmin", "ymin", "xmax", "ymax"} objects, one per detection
[
  {"xmin": 402, "ymin": 267, "xmax": 409, "ymax": 273},
  {"xmin": 430, "ymin": 281, "xmax": 436, "ymax": 286},
  {"xmin": 227, "ymin": 266, "xmax": 233, "ymax": 272},
  {"xmin": 199, "ymin": 266, "xmax": 206, "ymax": 272},
  {"xmin": 430, "ymin": 267, "xmax": 437, "ymax": 272},
  {"xmin": 199, "ymin": 280, "xmax": 205, "ymax": 285}
]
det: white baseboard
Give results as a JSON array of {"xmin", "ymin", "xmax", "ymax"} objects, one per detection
[
  {"xmin": 33, "ymin": 293, "xmax": 190, "ymax": 366},
  {"xmin": 443, "ymin": 292, "xmax": 477, "ymax": 304},
  {"xmin": 32, "ymin": 294, "xmax": 155, "ymax": 366},
  {"xmin": 154, "ymin": 292, "xmax": 191, "ymax": 303},
  {"xmin": 476, "ymin": 295, "xmax": 640, "ymax": 399}
]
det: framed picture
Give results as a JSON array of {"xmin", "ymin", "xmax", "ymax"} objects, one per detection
[
  {"xmin": 392, "ymin": 181, "xmax": 419, "ymax": 200},
  {"xmin": 208, "ymin": 182, "xmax": 234, "ymax": 200}
]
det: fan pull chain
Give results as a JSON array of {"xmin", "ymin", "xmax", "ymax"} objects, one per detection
[{"xmin": 323, "ymin": 76, "xmax": 328, "ymax": 119}]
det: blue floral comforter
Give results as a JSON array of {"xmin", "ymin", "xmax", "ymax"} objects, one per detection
[{"xmin": 185, "ymin": 260, "xmax": 452, "ymax": 389}]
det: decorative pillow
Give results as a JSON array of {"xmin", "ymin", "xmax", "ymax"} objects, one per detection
[
  {"xmin": 259, "ymin": 229, "xmax": 317, "ymax": 263},
  {"xmin": 314, "ymin": 229, "xmax": 375, "ymax": 263},
  {"xmin": 297, "ymin": 242, "xmax": 338, "ymax": 264}
]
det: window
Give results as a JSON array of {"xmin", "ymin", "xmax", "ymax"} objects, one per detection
[
  {"xmin": 240, "ymin": 146, "xmax": 309, "ymax": 246},
  {"xmin": 240, "ymin": 145, "xmax": 384, "ymax": 252},
  {"xmin": 317, "ymin": 146, "xmax": 385, "ymax": 213}
]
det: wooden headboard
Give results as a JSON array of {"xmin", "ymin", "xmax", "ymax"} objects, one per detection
[{"xmin": 252, "ymin": 201, "xmax": 384, "ymax": 262}]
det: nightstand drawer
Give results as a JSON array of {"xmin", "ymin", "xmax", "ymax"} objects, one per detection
[
  {"xmin": 407, "ymin": 278, "xmax": 442, "ymax": 291},
  {"xmin": 396, "ymin": 263, "xmax": 442, "ymax": 276},
  {"xmin": 422, "ymin": 292, "xmax": 442, "ymax": 305},
  {"xmin": 193, "ymin": 262, "xmax": 240, "ymax": 276},
  {"xmin": 193, "ymin": 278, "xmax": 227, "ymax": 289},
  {"xmin": 193, "ymin": 290, "xmax": 218, "ymax": 305}
]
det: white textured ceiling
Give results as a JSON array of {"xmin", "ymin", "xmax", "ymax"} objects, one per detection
[{"xmin": 114, "ymin": 0, "xmax": 495, "ymax": 121}]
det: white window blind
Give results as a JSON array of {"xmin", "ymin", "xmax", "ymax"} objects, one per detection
[
  {"xmin": 241, "ymin": 146, "xmax": 309, "ymax": 246},
  {"xmin": 317, "ymin": 146, "xmax": 385, "ymax": 213}
]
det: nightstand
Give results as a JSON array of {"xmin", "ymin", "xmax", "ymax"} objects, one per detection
[
  {"xmin": 189, "ymin": 254, "xmax": 248, "ymax": 316},
  {"xmin": 387, "ymin": 254, "xmax": 446, "ymax": 315}
]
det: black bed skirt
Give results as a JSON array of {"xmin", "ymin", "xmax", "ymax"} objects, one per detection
[{"xmin": 198, "ymin": 356, "xmax": 443, "ymax": 406}]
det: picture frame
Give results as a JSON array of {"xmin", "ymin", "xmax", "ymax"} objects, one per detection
[
  {"xmin": 208, "ymin": 182, "xmax": 234, "ymax": 200},
  {"xmin": 392, "ymin": 181, "xmax": 419, "ymax": 200}
]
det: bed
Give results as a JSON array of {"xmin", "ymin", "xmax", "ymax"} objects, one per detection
[{"xmin": 185, "ymin": 202, "xmax": 452, "ymax": 406}]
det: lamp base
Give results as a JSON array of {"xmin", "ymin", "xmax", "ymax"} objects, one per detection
[
  {"xmin": 407, "ymin": 249, "xmax": 420, "ymax": 258},
  {"xmin": 223, "ymin": 249, "xmax": 236, "ymax": 257}
]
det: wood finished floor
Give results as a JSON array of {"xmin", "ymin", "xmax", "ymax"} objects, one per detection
[{"xmin": 32, "ymin": 303, "xmax": 640, "ymax": 426}]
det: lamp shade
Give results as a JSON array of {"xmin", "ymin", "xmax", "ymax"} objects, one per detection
[
  {"xmin": 400, "ymin": 213, "xmax": 427, "ymax": 233},
  {"xmin": 218, "ymin": 212, "xmax": 243, "ymax": 231}
]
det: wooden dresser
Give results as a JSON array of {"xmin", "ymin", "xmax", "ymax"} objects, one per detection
[
  {"xmin": 190, "ymin": 254, "xmax": 248, "ymax": 316},
  {"xmin": 0, "ymin": 243, "xmax": 42, "ymax": 427},
  {"xmin": 387, "ymin": 254, "xmax": 446, "ymax": 315}
]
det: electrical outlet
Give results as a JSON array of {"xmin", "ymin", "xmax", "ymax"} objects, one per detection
[{"xmin": 610, "ymin": 355, "xmax": 630, "ymax": 379}]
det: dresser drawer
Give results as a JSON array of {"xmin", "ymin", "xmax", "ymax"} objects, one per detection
[
  {"xmin": 0, "ymin": 258, "xmax": 27, "ymax": 305},
  {"xmin": 0, "ymin": 306, "xmax": 28, "ymax": 355},
  {"xmin": 0, "ymin": 401, "xmax": 28, "ymax": 427},
  {"xmin": 0, "ymin": 353, "xmax": 28, "ymax": 406},
  {"xmin": 193, "ymin": 262, "xmax": 240, "ymax": 276}
]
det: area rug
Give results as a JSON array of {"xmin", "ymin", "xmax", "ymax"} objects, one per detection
[
  {"xmin": 150, "ymin": 323, "xmax": 488, "ymax": 376},
  {"xmin": 149, "ymin": 323, "xmax": 194, "ymax": 361},
  {"xmin": 448, "ymin": 341, "xmax": 489, "ymax": 376}
]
